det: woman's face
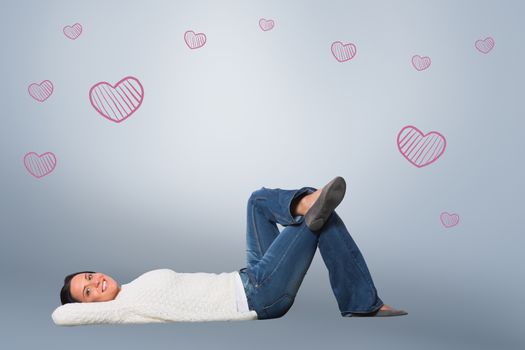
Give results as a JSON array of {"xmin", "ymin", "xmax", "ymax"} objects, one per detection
[{"xmin": 70, "ymin": 272, "xmax": 120, "ymax": 303}]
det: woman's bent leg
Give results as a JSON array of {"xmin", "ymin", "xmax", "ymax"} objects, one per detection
[
  {"xmin": 317, "ymin": 212, "xmax": 384, "ymax": 315},
  {"xmin": 241, "ymin": 186, "xmax": 317, "ymax": 319},
  {"xmin": 240, "ymin": 186, "xmax": 383, "ymax": 319},
  {"xmin": 244, "ymin": 186, "xmax": 317, "ymax": 267},
  {"xmin": 242, "ymin": 221, "xmax": 319, "ymax": 319}
]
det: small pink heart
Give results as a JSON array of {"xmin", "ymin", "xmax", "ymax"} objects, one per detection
[
  {"xmin": 397, "ymin": 125, "xmax": 446, "ymax": 168},
  {"xmin": 440, "ymin": 212, "xmax": 460, "ymax": 228},
  {"xmin": 259, "ymin": 18, "xmax": 275, "ymax": 31},
  {"xmin": 89, "ymin": 76, "xmax": 144, "ymax": 123},
  {"xmin": 63, "ymin": 23, "xmax": 83, "ymax": 40},
  {"xmin": 331, "ymin": 41, "xmax": 357, "ymax": 62},
  {"xmin": 24, "ymin": 152, "xmax": 57, "ymax": 178},
  {"xmin": 411, "ymin": 55, "xmax": 431, "ymax": 71},
  {"xmin": 184, "ymin": 30, "xmax": 207, "ymax": 49},
  {"xmin": 475, "ymin": 36, "xmax": 495, "ymax": 54},
  {"xmin": 28, "ymin": 80, "xmax": 54, "ymax": 102}
]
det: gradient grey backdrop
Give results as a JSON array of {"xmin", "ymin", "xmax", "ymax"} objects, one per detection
[{"xmin": 1, "ymin": 0, "xmax": 524, "ymax": 349}]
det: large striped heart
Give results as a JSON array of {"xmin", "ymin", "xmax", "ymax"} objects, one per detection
[
  {"xmin": 24, "ymin": 152, "xmax": 57, "ymax": 178},
  {"xmin": 397, "ymin": 125, "xmax": 446, "ymax": 168},
  {"xmin": 28, "ymin": 80, "xmax": 54, "ymax": 102},
  {"xmin": 89, "ymin": 76, "xmax": 144, "ymax": 123}
]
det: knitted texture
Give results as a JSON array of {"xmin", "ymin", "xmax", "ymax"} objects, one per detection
[{"xmin": 52, "ymin": 269, "xmax": 258, "ymax": 326}]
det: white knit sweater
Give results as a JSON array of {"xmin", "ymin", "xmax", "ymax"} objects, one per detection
[{"xmin": 52, "ymin": 269, "xmax": 258, "ymax": 325}]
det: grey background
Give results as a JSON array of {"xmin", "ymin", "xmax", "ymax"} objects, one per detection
[{"xmin": 1, "ymin": 0, "xmax": 524, "ymax": 349}]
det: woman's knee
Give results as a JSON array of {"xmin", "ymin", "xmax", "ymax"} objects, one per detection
[{"xmin": 248, "ymin": 187, "xmax": 266, "ymax": 204}]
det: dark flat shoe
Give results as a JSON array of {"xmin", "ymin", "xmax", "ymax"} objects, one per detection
[
  {"xmin": 348, "ymin": 309, "xmax": 408, "ymax": 317},
  {"xmin": 304, "ymin": 176, "xmax": 346, "ymax": 232}
]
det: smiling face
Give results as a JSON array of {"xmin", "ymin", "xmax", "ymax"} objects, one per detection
[{"xmin": 70, "ymin": 272, "xmax": 120, "ymax": 303}]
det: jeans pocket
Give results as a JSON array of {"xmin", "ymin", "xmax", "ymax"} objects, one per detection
[{"xmin": 262, "ymin": 294, "xmax": 294, "ymax": 319}]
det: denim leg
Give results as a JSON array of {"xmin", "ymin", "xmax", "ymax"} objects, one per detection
[
  {"xmin": 243, "ymin": 220, "xmax": 320, "ymax": 319},
  {"xmin": 245, "ymin": 186, "xmax": 317, "ymax": 268},
  {"xmin": 318, "ymin": 212, "xmax": 384, "ymax": 315},
  {"xmin": 241, "ymin": 186, "xmax": 317, "ymax": 319},
  {"xmin": 240, "ymin": 186, "xmax": 383, "ymax": 319}
]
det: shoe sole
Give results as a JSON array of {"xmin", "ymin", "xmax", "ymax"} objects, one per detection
[
  {"xmin": 305, "ymin": 176, "xmax": 346, "ymax": 232},
  {"xmin": 348, "ymin": 310, "xmax": 408, "ymax": 317}
]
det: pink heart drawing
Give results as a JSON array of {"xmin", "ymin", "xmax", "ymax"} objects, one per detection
[
  {"xmin": 397, "ymin": 125, "xmax": 446, "ymax": 168},
  {"xmin": 89, "ymin": 76, "xmax": 144, "ymax": 123},
  {"xmin": 331, "ymin": 41, "xmax": 357, "ymax": 62},
  {"xmin": 28, "ymin": 80, "xmax": 54, "ymax": 102},
  {"xmin": 63, "ymin": 23, "xmax": 83, "ymax": 40},
  {"xmin": 440, "ymin": 212, "xmax": 460, "ymax": 228},
  {"xmin": 259, "ymin": 18, "xmax": 275, "ymax": 31},
  {"xmin": 411, "ymin": 55, "xmax": 431, "ymax": 71},
  {"xmin": 475, "ymin": 36, "xmax": 495, "ymax": 54},
  {"xmin": 184, "ymin": 30, "xmax": 207, "ymax": 49},
  {"xmin": 24, "ymin": 152, "xmax": 57, "ymax": 178}
]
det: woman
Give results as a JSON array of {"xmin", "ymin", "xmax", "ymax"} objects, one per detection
[{"xmin": 58, "ymin": 177, "xmax": 407, "ymax": 322}]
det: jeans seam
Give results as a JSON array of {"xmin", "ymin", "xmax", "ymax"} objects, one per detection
[
  {"xmin": 263, "ymin": 293, "xmax": 292, "ymax": 308},
  {"xmin": 250, "ymin": 196, "xmax": 267, "ymax": 264},
  {"xmin": 257, "ymin": 224, "xmax": 306, "ymax": 287},
  {"xmin": 336, "ymin": 219, "xmax": 377, "ymax": 295}
]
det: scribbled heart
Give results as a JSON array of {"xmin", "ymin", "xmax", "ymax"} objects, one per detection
[
  {"xmin": 440, "ymin": 212, "xmax": 460, "ymax": 228},
  {"xmin": 411, "ymin": 55, "xmax": 431, "ymax": 71},
  {"xmin": 28, "ymin": 80, "xmax": 54, "ymax": 102},
  {"xmin": 63, "ymin": 23, "xmax": 83, "ymax": 40},
  {"xmin": 397, "ymin": 125, "xmax": 446, "ymax": 168},
  {"xmin": 259, "ymin": 18, "xmax": 275, "ymax": 31},
  {"xmin": 184, "ymin": 30, "xmax": 207, "ymax": 49},
  {"xmin": 475, "ymin": 36, "xmax": 495, "ymax": 54},
  {"xmin": 88, "ymin": 76, "xmax": 144, "ymax": 123},
  {"xmin": 331, "ymin": 41, "xmax": 357, "ymax": 62},
  {"xmin": 24, "ymin": 152, "xmax": 57, "ymax": 178}
]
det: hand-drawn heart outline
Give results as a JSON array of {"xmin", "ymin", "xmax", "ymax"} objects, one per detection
[
  {"xmin": 411, "ymin": 55, "xmax": 431, "ymax": 71},
  {"xmin": 63, "ymin": 23, "xmax": 83, "ymax": 40},
  {"xmin": 28, "ymin": 80, "xmax": 54, "ymax": 102},
  {"xmin": 259, "ymin": 18, "xmax": 275, "ymax": 31},
  {"xmin": 475, "ymin": 37, "xmax": 495, "ymax": 54},
  {"xmin": 397, "ymin": 125, "xmax": 446, "ymax": 168},
  {"xmin": 24, "ymin": 152, "xmax": 57, "ymax": 178},
  {"xmin": 184, "ymin": 30, "xmax": 207, "ymax": 49},
  {"xmin": 440, "ymin": 212, "xmax": 460, "ymax": 228},
  {"xmin": 88, "ymin": 76, "xmax": 144, "ymax": 123},
  {"xmin": 331, "ymin": 41, "xmax": 357, "ymax": 62}
]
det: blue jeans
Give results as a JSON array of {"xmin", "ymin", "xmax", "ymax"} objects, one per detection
[{"xmin": 238, "ymin": 186, "xmax": 384, "ymax": 319}]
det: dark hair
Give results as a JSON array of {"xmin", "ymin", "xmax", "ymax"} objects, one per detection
[{"xmin": 60, "ymin": 271, "xmax": 96, "ymax": 305}]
